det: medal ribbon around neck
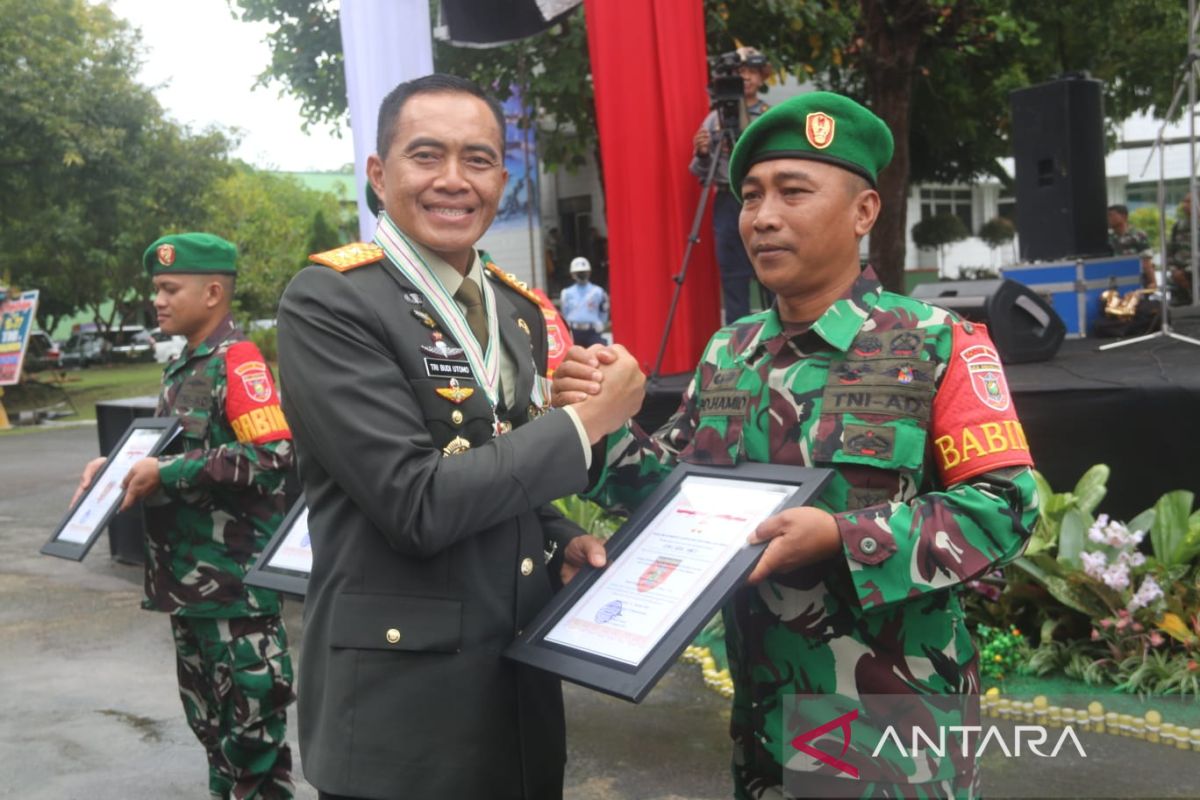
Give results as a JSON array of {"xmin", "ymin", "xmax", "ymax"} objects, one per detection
[{"xmin": 375, "ymin": 216, "xmax": 502, "ymax": 413}]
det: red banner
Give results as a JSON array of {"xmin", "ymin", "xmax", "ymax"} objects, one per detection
[{"xmin": 584, "ymin": 0, "xmax": 721, "ymax": 374}]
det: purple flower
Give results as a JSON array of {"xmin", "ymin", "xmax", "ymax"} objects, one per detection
[
  {"xmin": 1101, "ymin": 562, "xmax": 1130, "ymax": 592},
  {"xmin": 1080, "ymin": 551, "xmax": 1108, "ymax": 580},
  {"xmin": 1127, "ymin": 576, "xmax": 1164, "ymax": 612}
]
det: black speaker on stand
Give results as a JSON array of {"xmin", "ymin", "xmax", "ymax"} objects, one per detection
[
  {"xmin": 1010, "ymin": 75, "xmax": 1109, "ymax": 262},
  {"xmin": 911, "ymin": 279, "xmax": 1066, "ymax": 363}
]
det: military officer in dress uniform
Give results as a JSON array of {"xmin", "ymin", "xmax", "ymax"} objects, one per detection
[
  {"xmin": 554, "ymin": 93, "xmax": 1038, "ymax": 799},
  {"xmin": 74, "ymin": 232, "xmax": 296, "ymax": 799},
  {"xmin": 275, "ymin": 73, "xmax": 645, "ymax": 800}
]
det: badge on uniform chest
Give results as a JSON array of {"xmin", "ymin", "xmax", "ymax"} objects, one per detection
[
  {"xmin": 174, "ymin": 373, "xmax": 213, "ymax": 439},
  {"xmin": 175, "ymin": 374, "xmax": 213, "ymax": 410}
]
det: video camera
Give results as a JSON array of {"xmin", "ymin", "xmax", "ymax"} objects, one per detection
[{"xmin": 708, "ymin": 51, "xmax": 767, "ymax": 139}]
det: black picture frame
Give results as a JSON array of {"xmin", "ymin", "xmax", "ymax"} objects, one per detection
[
  {"xmin": 505, "ymin": 461, "xmax": 832, "ymax": 703},
  {"xmin": 244, "ymin": 497, "xmax": 311, "ymax": 598},
  {"xmin": 41, "ymin": 416, "xmax": 180, "ymax": 561}
]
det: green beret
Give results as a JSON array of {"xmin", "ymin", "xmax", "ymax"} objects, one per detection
[
  {"xmin": 143, "ymin": 232, "xmax": 237, "ymax": 276},
  {"xmin": 728, "ymin": 91, "xmax": 894, "ymax": 199}
]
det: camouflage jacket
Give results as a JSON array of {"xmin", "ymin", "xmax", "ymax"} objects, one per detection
[
  {"xmin": 142, "ymin": 314, "xmax": 293, "ymax": 618},
  {"xmin": 585, "ymin": 268, "xmax": 1037, "ymax": 796},
  {"xmin": 1109, "ymin": 226, "xmax": 1149, "ymax": 256},
  {"xmin": 1168, "ymin": 214, "xmax": 1192, "ymax": 270}
]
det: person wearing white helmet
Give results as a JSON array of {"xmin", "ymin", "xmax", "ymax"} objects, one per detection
[{"xmin": 560, "ymin": 256, "xmax": 609, "ymax": 347}]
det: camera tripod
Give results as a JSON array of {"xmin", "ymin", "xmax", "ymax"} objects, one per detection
[
  {"xmin": 649, "ymin": 123, "xmax": 736, "ymax": 380},
  {"xmin": 650, "ymin": 120, "xmax": 770, "ymax": 379}
]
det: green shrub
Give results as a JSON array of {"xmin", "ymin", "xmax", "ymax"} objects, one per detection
[{"xmin": 248, "ymin": 326, "xmax": 278, "ymax": 362}]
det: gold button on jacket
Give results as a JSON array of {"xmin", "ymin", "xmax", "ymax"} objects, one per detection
[
  {"xmin": 386, "ymin": 628, "xmax": 402, "ymax": 644},
  {"xmin": 519, "ymin": 557, "xmax": 534, "ymax": 576}
]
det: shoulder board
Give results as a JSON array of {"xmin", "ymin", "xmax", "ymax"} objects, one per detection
[
  {"xmin": 484, "ymin": 261, "xmax": 542, "ymax": 307},
  {"xmin": 310, "ymin": 242, "xmax": 385, "ymax": 272}
]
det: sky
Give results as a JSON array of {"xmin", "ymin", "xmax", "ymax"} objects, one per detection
[{"xmin": 108, "ymin": 0, "xmax": 356, "ymax": 173}]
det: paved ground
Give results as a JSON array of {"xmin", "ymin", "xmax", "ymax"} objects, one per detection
[
  {"xmin": 5, "ymin": 425, "xmax": 1198, "ymax": 800},
  {"xmin": 0, "ymin": 425, "xmax": 730, "ymax": 800}
]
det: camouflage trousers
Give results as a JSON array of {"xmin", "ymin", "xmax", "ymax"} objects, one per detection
[{"xmin": 170, "ymin": 614, "xmax": 296, "ymax": 800}]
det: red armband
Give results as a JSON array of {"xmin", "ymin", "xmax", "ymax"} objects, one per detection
[
  {"xmin": 531, "ymin": 287, "xmax": 574, "ymax": 376},
  {"xmin": 929, "ymin": 323, "xmax": 1032, "ymax": 485},
  {"xmin": 224, "ymin": 341, "xmax": 291, "ymax": 445}
]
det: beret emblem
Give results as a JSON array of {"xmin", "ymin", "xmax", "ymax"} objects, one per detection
[{"xmin": 806, "ymin": 112, "xmax": 835, "ymax": 149}]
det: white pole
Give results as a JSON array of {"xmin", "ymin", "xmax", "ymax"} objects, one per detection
[{"xmin": 1190, "ymin": 0, "xmax": 1199, "ymax": 305}]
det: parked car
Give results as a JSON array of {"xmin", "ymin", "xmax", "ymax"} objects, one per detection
[
  {"xmin": 61, "ymin": 330, "xmax": 108, "ymax": 368},
  {"xmin": 149, "ymin": 327, "xmax": 187, "ymax": 363},
  {"xmin": 108, "ymin": 327, "xmax": 155, "ymax": 363},
  {"xmin": 61, "ymin": 325, "xmax": 154, "ymax": 368},
  {"xmin": 23, "ymin": 331, "xmax": 62, "ymax": 372}
]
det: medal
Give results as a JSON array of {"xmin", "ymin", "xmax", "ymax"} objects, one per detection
[
  {"xmin": 442, "ymin": 436, "xmax": 471, "ymax": 456},
  {"xmin": 404, "ymin": 291, "xmax": 424, "ymax": 305},
  {"xmin": 413, "ymin": 309, "xmax": 438, "ymax": 329},
  {"xmin": 376, "ymin": 218, "xmax": 501, "ymax": 424},
  {"xmin": 495, "ymin": 420, "xmax": 513, "ymax": 435},
  {"xmin": 436, "ymin": 378, "xmax": 474, "ymax": 404}
]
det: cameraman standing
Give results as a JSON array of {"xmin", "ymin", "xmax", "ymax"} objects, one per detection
[{"xmin": 690, "ymin": 46, "xmax": 771, "ymax": 323}]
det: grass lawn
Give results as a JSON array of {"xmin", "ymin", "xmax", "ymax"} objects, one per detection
[{"xmin": 1, "ymin": 362, "xmax": 163, "ymax": 429}]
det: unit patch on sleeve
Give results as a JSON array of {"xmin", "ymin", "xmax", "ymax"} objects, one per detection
[
  {"xmin": 929, "ymin": 322, "xmax": 1032, "ymax": 485},
  {"xmin": 224, "ymin": 341, "xmax": 291, "ymax": 445}
]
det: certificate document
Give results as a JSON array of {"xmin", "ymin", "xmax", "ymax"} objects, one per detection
[
  {"xmin": 544, "ymin": 475, "xmax": 795, "ymax": 666},
  {"xmin": 266, "ymin": 506, "xmax": 311, "ymax": 573},
  {"xmin": 244, "ymin": 498, "xmax": 313, "ymax": 597},
  {"xmin": 56, "ymin": 428, "xmax": 164, "ymax": 544}
]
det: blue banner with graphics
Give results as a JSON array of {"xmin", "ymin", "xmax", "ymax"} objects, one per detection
[{"xmin": 0, "ymin": 290, "xmax": 39, "ymax": 385}]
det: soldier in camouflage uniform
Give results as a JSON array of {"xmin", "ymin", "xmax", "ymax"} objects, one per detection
[
  {"xmin": 1106, "ymin": 204, "xmax": 1150, "ymax": 256},
  {"xmin": 1167, "ymin": 192, "xmax": 1195, "ymax": 305},
  {"xmin": 556, "ymin": 94, "xmax": 1038, "ymax": 799},
  {"xmin": 75, "ymin": 233, "xmax": 295, "ymax": 799}
]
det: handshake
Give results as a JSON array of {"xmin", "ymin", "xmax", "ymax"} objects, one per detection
[{"xmin": 551, "ymin": 343, "xmax": 646, "ymax": 445}]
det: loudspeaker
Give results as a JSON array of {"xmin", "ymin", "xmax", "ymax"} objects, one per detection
[
  {"xmin": 911, "ymin": 279, "xmax": 1066, "ymax": 363},
  {"xmin": 1010, "ymin": 76, "xmax": 1108, "ymax": 262}
]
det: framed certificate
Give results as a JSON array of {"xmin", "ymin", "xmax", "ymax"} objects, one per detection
[
  {"xmin": 244, "ymin": 497, "xmax": 311, "ymax": 598},
  {"xmin": 41, "ymin": 416, "xmax": 180, "ymax": 561},
  {"xmin": 505, "ymin": 462, "xmax": 832, "ymax": 703}
]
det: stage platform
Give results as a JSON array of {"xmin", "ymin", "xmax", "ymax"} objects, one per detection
[{"xmin": 637, "ymin": 307, "xmax": 1200, "ymax": 521}]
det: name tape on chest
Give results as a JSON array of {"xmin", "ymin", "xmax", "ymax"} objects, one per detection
[
  {"xmin": 425, "ymin": 358, "xmax": 475, "ymax": 381},
  {"xmin": 698, "ymin": 390, "xmax": 750, "ymax": 417}
]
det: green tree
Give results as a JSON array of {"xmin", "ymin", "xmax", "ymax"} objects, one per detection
[
  {"xmin": 1129, "ymin": 206, "xmax": 1162, "ymax": 248},
  {"xmin": 979, "ymin": 215, "xmax": 1017, "ymax": 264},
  {"xmin": 201, "ymin": 166, "xmax": 345, "ymax": 320},
  {"xmin": 0, "ymin": 0, "xmax": 233, "ymax": 329},
  {"xmin": 231, "ymin": 0, "xmax": 1189, "ymax": 292},
  {"xmin": 232, "ymin": 0, "xmax": 597, "ymax": 173},
  {"xmin": 911, "ymin": 213, "xmax": 969, "ymax": 276}
]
